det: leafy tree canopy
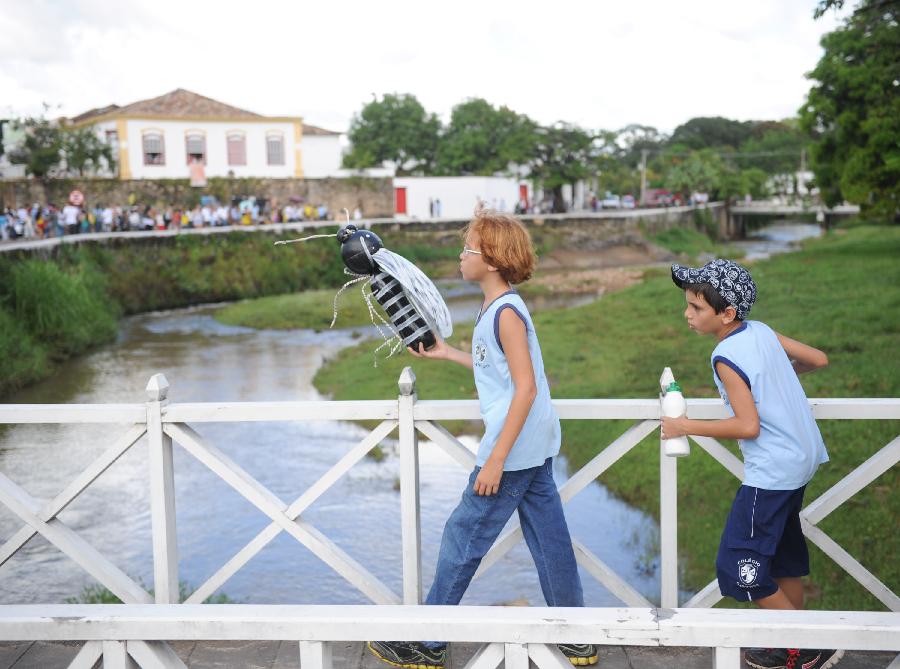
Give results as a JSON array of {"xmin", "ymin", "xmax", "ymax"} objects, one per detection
[
  {"xmin": 62, "ymin": 127, "xmax": 116, "ymax": 177},
  {"xmin": 435, "ymin": 98, "xmax": 537, "ymax": 176},
  {"xmin": 615, "ymin": 124, "xmax": 668, "ymax": 166},
  {"xmin": 529, "ymin": 123, "xmax": 597, "ymax": 211},
  {"xmin": 342, "ymin": 93, "xmax": 440, "ymax": 175},
  {"xmin": 800, "ymin": 0, "xmax": 900, "ymax": 218},
  {"xmin": 8, "ymin": 115, "xmax": 63, "ymax": 179},
  {"xmin": 737, "ymin": 123, "xmax": 810, "ymax": 176},
  {"xmin": 670, "ymin": 116, "xmax": 755, "ymax": 150},
  {"xmin": 664, "ymin": 149, "xmax": 725, "ymax": 197}
]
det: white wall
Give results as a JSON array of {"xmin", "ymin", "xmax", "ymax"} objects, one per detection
[
  {"xmin": 300, "ymin": 135, "xmax": 343, "ymax": 178},
  {"xmin": 392, "ymin": 176, "xmax": 528, "ymax": 219},
  {"xmin": 120, "ymin": 119, "xmax": 298, "ymax": 179}
]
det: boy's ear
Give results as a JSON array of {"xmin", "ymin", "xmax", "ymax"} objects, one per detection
[{"xmin": 720, "ymin": 305, "xmax": 738, "ymax": 325}]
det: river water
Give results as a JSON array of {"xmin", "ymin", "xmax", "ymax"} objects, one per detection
[
  {"xmin": 0, "ymin": 301, "xmax": 661, "ymax": 607},
  {"xmin": 0, "ymin": 220, "xmax": 819, "ymax": 606}
]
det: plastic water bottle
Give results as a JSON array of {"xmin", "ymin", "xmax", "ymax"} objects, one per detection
[{"xmin": 662, "ymin": 381, "xmax": 690, "ymax": 457}]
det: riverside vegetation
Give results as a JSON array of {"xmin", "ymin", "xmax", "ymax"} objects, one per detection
[
  {"xmin": 313, "ymin": 225, "xmax": 899, "ymax": 612},
  {"xmin": 0, "ymin": 228, "xmax": 464, "ymax": 397}
]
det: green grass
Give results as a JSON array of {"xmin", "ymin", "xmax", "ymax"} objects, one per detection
[
  {"xmin": 10, "ymin": 260, "xmax": 119, "ymax": 357},
  {"xmin": 314, "ymin": 225, "xmax": 900, "ymax": 611},
  {"xmin": 0, "ymin": 306, "xmax": 48, "ymax": 393},
  {"xmin": 216, "ymin": 288, "xmax": 388, "ymax": 330},
  {"xmin": 650, "ymin": 226, "xmax": 744, "ymax": 262},
  {"xmin": 0, "ymin": 259, "xmax": 119, "ymax": 397}
]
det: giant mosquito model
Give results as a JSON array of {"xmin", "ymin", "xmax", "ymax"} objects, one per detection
[{"xmin": 275, "ymin": 214, "xmax": 452, "ymax": 363}]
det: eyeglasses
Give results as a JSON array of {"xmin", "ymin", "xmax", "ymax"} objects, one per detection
[{"xmin": 463, "ymin": 246, "xmax": 482, "ymax": 255}]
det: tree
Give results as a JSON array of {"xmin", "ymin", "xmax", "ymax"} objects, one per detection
[
  {"xmin": 343, "ymin": 94, "xmax": 441, "ymax": 175},
  {"xmin": 8, "ymin": 115, "xmax": 63, "ymax": 179},
  {"xmin": 528, "ymin": 123, "xmax": 596, "ymax": 212},
  {"xmin": 800, "ymin": 0, "xmax": 900, "ymax": 219},
  {"xmin": 718, "ymin": 167, "xmax": 771, "ymax": 201},
  {"xmin": 670, "ymin": 117, "xmax": 754, "ymax": 150},
  {"xmin": 435, "ymin": 98, "xmax": 537, "ymax": 176},
  {"xmin": 62, "ymin": 127, "xmax": 116, "ymax": 176},
  {"xmin": 62, "ymin": 127, "xmax": 113, "ymax": 176},
  {"xmin": 615, "ymin": 124, "xmax": 668, "ymax": 167},
  {"xmin": 664, "ymin": 149, "xmax": 725, "ymax": 199},
  {"xmin": 813, "ymin": 0, "xmax": 844, "ymax": 19},
  {"xmin": 737, "ymin": 123, "xmax": 809, "ymax": 177}
]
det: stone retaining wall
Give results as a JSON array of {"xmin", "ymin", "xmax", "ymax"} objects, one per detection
[{"xmin": 1, "ymin": 176, "xmax": 394, "ymax": 218}]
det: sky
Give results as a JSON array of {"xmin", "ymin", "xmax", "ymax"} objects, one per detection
[{"xmin": 0, "ymin": 0, "xmax": 852, "ymax": 136}]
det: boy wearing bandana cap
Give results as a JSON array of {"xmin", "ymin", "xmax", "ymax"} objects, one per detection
[{"xmin": 663, "ymin": 259, "xmax": 842, "ymax": 669}]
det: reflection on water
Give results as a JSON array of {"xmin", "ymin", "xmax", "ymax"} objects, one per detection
[
  {"xmin": 0, "ymin": 306, "xmax": 660, "ymax": 606},
  {"xmin": 734, "ymin": 221, "xmax": 823, "ymax": 262}
]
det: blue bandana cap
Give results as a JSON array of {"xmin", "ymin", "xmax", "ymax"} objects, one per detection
[{"xmin": 671, "ymin": 259, "xmax": 757, "ymax": 320}]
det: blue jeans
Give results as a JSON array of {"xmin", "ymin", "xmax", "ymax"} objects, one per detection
[{"xmin": 423, "ymin": 458, "xmax": 583, "ymax": 648}]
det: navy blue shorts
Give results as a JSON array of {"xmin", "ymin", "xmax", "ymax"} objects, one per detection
[{"xmin": 716, "ymin": 485, "xmax": 809, "ymax": 602}]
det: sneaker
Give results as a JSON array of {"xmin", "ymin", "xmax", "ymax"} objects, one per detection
[
  {"xmin": 746, "ymin": 648, "xmax": 821, "ymax": 669},
  {"xmin": 558, "ymin": 643, "xmax": 599, "ymax": 666},
  {"xmin": 813, "ymin": 649, "xmax": 844, "ymax": 668},
  {"xmin": 367, "ymin": 640, "xmax": 446, "ymax": 669}
]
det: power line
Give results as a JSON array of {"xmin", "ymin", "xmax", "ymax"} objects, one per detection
[{"xmin": 645, "ymin": 149, "xmax": 805, "ymax": 159}]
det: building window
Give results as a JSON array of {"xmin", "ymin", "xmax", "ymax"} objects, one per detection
[
  {"xmin": 227, "ymin": 132, "xmax": 246, "ymax": 166},
  {"xmin": 185, "ymin": 131, "xmax": 206, "ymax": 165},
  {"xmin": 266, "ymin": 132, "xmax": 284, "ymax": 165},
  {"xmin": 142, "ymin": 131, "xmax": 165, "ymax": 165}
]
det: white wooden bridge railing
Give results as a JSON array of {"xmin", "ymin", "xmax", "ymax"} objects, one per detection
[{"xmin": 0, "ymin": 368, "xmax": 897, "ymax": 669}]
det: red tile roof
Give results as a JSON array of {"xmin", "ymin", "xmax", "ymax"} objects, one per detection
[
  {"xmin": 70, "ymin": 89, "xmax": 341, "ymax": 135},
  {"xmin": 123, "ymin": 88, "xmax": 263, "ymax": 118}
]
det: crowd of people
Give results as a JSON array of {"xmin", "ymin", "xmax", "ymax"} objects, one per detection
[{"xmin": 0, "ymin": 197, "xmax": 359, "ymax": 241}]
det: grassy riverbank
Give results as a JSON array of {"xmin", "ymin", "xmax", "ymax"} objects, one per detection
[
  {"xmin": 216, "ymin": 288, "xmax": 382, "ymax": 330},
  {"xmin": 314, "ymin": 225, "xmax": 900, "ymax": 611}
]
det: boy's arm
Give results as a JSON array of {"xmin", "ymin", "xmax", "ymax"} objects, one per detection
[
  {"xmin": 474, "ymin": 309, "xmax": 537, "ymax": 496},
  {"xmin": 775, "ymin": 332, "xmax": 828, "ymax": 374},
  {"xmin": 661, "ymin": 362, "xmax": 760, "ymax": 441},
  {"xmin": 408, "ymin": 338, "xmax": 473, "ymax": 369}
]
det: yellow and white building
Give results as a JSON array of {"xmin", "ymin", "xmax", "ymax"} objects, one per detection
[{"xmin": 69, "ymin": 88, "xmax": 343, "ymax": 180}]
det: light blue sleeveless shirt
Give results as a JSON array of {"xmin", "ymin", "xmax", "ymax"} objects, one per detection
[
  {"xmin": 471, "ymin": 291, "xmax": 561, "ymax": 470},
  {"xmin": 710, "ymin": 320, "xmax": 828, "ymax": 490}
]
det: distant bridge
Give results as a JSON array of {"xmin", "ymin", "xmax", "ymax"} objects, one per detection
[{"xmin": 726, "ymin": 202, "xmax": 861, "ymax": 237}]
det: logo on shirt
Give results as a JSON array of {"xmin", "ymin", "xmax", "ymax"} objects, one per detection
[
  {"xmin": 473, "ymin": 339, "xmax": 488, "ymax": 368},
  {"xmin": 737, "ymin": 557, "xmax": 760, "ymax": 586}
]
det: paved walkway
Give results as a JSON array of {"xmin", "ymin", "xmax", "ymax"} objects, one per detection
[{"xmin": 1, "ymin": 641, "xmax": 896, "ymax": 668}]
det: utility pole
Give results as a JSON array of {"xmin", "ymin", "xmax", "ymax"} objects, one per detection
[{"xmin": 639, "ymin": 149, "xmax": 648, "ymax": 206}]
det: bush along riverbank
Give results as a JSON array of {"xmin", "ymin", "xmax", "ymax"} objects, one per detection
[{"xmin": 314, "ymin": 225, "xmax": 899, "ymax": 611}]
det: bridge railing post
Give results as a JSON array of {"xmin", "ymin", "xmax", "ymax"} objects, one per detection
[
  {"xmin": 659, "ymin": 367, "xmax": 679, "ymax": 608},
  {"xmin": 146, "ymin": 373, "xmax": 179, "ymax": 604},
  {"xmin": 398, "ymin": 367, "xmax": 423, "ymax": 604}
]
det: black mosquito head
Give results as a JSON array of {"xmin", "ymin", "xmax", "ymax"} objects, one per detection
[{"xmin": 339, "ymin": 227, "xmax": 383, "ymax": 275}]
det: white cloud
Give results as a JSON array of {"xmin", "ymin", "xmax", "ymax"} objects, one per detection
[{"xmin": 0, "ymin": 0, "xmax": 851, "ymax": 134}]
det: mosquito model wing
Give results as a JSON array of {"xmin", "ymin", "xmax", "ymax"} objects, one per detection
[{"xmin": 372, "ymin": 248, "xmax": 453, "ymax": 339}]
